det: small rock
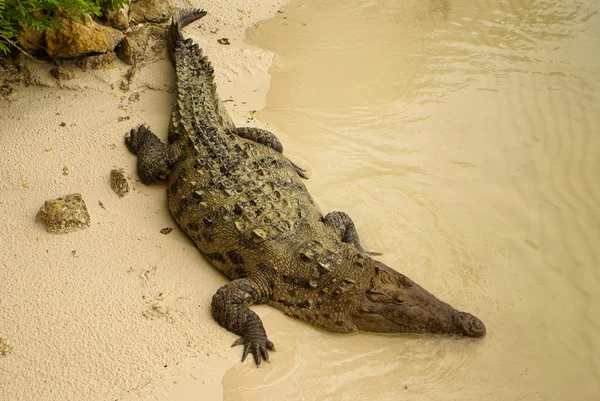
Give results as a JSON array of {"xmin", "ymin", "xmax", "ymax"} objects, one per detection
[
  {"xmin": 116, "ymin": 25, "xmax": 166, "ymax": 65},
  {"xmin": 0, "ymin": 337, "xmax": 11, "ymax": 357},
  {"xmin": 51, "ymin": 66, "xmax": 76, "ymax": 81},
  {"xmin": 160, "ymin": 227, "xmax": 174, "ymax": 235},
  {"xmin": 118, "ymin": 116, "xmax": 130, "ymax": 122},
  {"xmin": 77, "ymin": 51, "xmax": 117, "ymax": 70},
  {"xmin": 110, "ymin": 168, "xmax": 130, "ymax": 197},
  {"xmin": 45, "ymin": 15, "xmax": 124, "ymax": 58},
  {"xmin": 217, "ymin": 38, "xmax": 230, "ymax": 45},
  {"xmin": 130, "ymin": 0, "xmax": 175, "ymax": 23},
  {"xmin": 120, "ymin": 65, "xmax": 138, "ymax": 91},
  {"xmin": 37, "ymin": 193, "xmax": 91, "ymax": 234},
  {"xmin": 62, "ymin": 166, "xmax": 69, "ymax": 175},
  {"xmin": 103, "ymin": 5, "xmax": 130, "ymax": 30},
  {"xmin": 128, "ymin": 92, "xmax": 141, "ymax": 102}
]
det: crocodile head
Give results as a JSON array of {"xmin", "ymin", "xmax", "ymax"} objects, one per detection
[{"xmin": 352, "ymin": 262, "xmax": 486, "ymax": 338}]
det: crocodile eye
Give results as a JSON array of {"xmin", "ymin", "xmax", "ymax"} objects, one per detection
[
  {"xmin": 393, "ymin": 296, "xmax": 406, "ymax": 305},
  {"xmin": 397, "ymin": 274, "xmax": 413, "ymax": 287}
]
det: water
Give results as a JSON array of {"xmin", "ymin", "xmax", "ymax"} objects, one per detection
[{"xmin": 222, "ymin": 0, "xmax": 600, "ymax": 399}]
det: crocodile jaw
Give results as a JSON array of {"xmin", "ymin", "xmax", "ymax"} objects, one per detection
[{"xmin": 352, "ymin": 263, "xmax": 486, "ymax": 338}]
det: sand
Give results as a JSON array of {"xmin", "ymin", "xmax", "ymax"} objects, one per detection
[{"xmin": 0, "ymin": 1, "xmax": 287, "ymax": 399}]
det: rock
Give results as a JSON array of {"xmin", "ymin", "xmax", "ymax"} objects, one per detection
[
  {"xmin": 17, "ymin": 25, "xmax": 44, "ymax": 52},
  {"xmin": 110, "ymin": 168, "xmax": 130, "ymax": 197},
  {"xmin": 120, "ymin": 78, "xmax": 130, "ymax": 91},
  {"xmin": 160, "ymin": 227, "xmax": 174, "ymax": 235},
  {"xmin": 45, "ymin": 16, "xmax": 124, "ymax": 58},
  {"xmin": 120, "ymin": 65, "xmax": 138, "ymax": 91},
  {"xmin": 0, "ymin": 56, "xmax": 24, "ymax": 97},
  {"xmin": 51, "ymin": 65, "xmax": 76, "ymax": 81},
  {"xmin": 103, "ymin": 4, "xmax": 130, "ymax": 30},
  {"xmin": 37, "ymin": 193, "xmax": 91, "ymax": 233},
  {"xmin": 130, "ymin": 0, "xmax": 174, "ymax": 23},
  {"xmin": 116, "ymin": 25, "xmax": 166, "ymax": 65},
  {"xmin": 77, "ymin": 51, "xmax": 117, "ymax": 70}
]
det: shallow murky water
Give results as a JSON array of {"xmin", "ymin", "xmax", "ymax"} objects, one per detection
[{"xmin": 223, "ymin": 1, "xmax": 600, "ymax": 399}]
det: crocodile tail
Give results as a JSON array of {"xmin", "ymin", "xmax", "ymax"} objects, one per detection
[
  {"xmin": 168, "ymin": 8, "xmax": 208, "ymax": 64},
  {"xmin": 168, "ymin": 8, "xmax": 237, "ymax": 134}
]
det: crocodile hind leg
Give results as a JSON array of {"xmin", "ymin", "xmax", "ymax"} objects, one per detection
[
  {"xmin": 323, "ymin": 211, "xmax": 381, "ymax": 255},
  {"xmin": 125, "ymin": 125, "xmax": 184, "ymax": 184},
  {"xmin": 211, "ymin": 278, "xmax": 275, "ymax": 366},
  {"xmin": 235, "ymin": 127, "xmax": 308, "ymax": 179},
  {"xmin": 235, "ymin": 127, "xmax": 283, "ymax": 152}
]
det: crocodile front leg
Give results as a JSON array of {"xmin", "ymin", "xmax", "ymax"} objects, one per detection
[
  {"xmin": 211, "ymin": 278, "xmax": 275, "ymax": 365},
  {"xmin": 234, "ymin": 127, "xmax": 308, "ymax": 178},
  {"xmin": 125, "ymin": 125, "xmax": 185, "ymax": 184},
  {"xmin": 323, "ymin": 211, "xmax": 381, "ymax": 255}
]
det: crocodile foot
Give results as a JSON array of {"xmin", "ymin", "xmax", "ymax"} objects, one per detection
[
  {"xmin": 232, "ymin": 334, "xmax": 275, "ymax": 366},
  {"xmin": 125, "ymin": 124, "xmax": 154, "ymax": 155},
  {"xmin": 126, "ymin": 124, "xmax": 184, "ymax": 184}
]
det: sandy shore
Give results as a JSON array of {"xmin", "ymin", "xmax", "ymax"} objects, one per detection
[{"xmin": 0, "ymin": 1, "xmax": 286, "ymax": 399}]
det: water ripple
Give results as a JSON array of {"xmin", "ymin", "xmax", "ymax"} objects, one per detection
[{"xmin": 239, "ymin": 0, "xmax": 600, "ymax": 399}]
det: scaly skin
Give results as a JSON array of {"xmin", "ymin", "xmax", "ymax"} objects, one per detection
[{"xmin": 127, "ymin": 9, "xmax": 486, "ymax": 366}]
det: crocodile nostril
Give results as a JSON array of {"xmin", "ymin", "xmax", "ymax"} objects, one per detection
[{"xmin": 464, "ymin": 314, "xmax": 486, "ymax": 338}]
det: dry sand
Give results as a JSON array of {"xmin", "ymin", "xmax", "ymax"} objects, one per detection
[{"xmin": 0, "ymin": 1, "xmax": 288, "ymax": 399}]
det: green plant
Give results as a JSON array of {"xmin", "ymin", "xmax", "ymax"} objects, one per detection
[
  {"xmin": 0, "ymin": 0, "xmax": 128, "ymax": 54},
  {"xmin": 97, "ymin": 0, "xmax": 127, "ymax": 10}
]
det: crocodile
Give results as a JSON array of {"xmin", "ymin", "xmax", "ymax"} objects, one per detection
[{"xmin": 126, "ymin": 9, "xmax": 486, "ymax": 366}]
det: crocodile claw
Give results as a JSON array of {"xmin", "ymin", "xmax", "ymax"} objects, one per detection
[
  {"xmin": 125, "ymin": 124, "xmax": 159, "ymax": 156},
  {"xmin": 355, "ymin": 244, "xmax": 382, "ymax": 257},
  {"xmin": 290, "ymin": 161, "xmax": 309, "ymax": 179},
  {"xmin": 232, "ymin": 336, "xmax": 275, "ymax": 366}
]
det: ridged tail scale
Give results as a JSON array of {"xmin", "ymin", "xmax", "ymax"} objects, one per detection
[
  {"xmin": 167, "ymin": 9, "xmax": 236, "ymax": 146},
  {"xmin": 168, "ymin": 9, "xmax": 208, "ymax": 61}
]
